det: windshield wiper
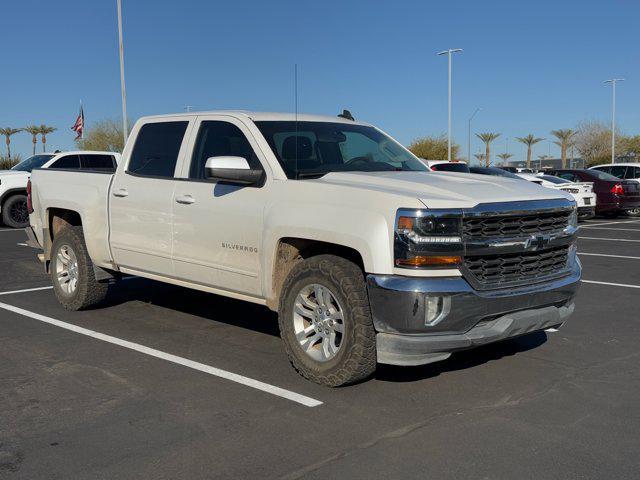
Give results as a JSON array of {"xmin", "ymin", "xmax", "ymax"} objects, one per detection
[{"xmin": 296, "ymin": 171, "xmax": 329, "ymax": 179}]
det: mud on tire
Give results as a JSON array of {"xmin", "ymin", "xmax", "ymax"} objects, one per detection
[
  {"xmin": 50, "ymin": 226, "xmax": 109, "ymax": 310},
  {"xmin": 278, "ymin": 255, "xmax": 376, "ymax": 387}
]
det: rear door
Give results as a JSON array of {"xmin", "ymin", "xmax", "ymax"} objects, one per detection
[
  {"xmin": 171, "ymin": 115, "xmax": 269, "ymax": 296},
  {"xmin": 48, "ymin": 154, "xmax": 81, "ymax": 169},
  {"xmin": 81, "ymin": 154, "xmax": 117, "ymax": 172},
  {"xmin": 109, "ymin": 118, "xmax": 194, "ymax": 277}
]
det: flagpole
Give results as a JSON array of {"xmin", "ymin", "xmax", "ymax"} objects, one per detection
[{"xmin": 116, "ymin": 0, "xmax": 128, "ymax": 147}]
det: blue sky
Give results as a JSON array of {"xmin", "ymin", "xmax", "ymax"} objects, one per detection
[{"xmin": 1, "ymin": 0, "xmax": 638, "ymax": 163}]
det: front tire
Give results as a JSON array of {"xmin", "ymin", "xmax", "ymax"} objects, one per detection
[
  {"xmin": 626, "ymin": 208, "xmax": 640, "ymax": 218},
  {"xmin": 278, "ymin": 255, "xmax": 376, "ymax": 387},
  {"xmin": 2, "ymin": 194, "xmax": 29, "ymax": 228},
  {"xmin": 50, "ymin": 226, "xmax": 108, "ymax": 310}
]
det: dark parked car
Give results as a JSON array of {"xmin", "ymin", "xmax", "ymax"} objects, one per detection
[
  {"xmin": 469, "ymin": 166, "xmax": 523, "ymax": 179},
  {"xmin": 545, "ymin": 169, "xmax": 640, "ymax": 217}
]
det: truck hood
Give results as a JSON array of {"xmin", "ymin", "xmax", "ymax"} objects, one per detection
[{"xmin": 313, "ymin": 171, "xmax": 572, "ymax": 209}]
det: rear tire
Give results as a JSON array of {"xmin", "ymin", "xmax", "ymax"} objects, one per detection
[
  {"xmin": 626, "ymin": 208, "xmax": 640, "ymax": 218},
  {"xmin": 50, "ymin": 226, "xmax": 108, "ymax": 310},
  {"xmin": 2, "ymin": 194, "xmax": 29, "ymax": 228},
  {"xmin": 278, "ymin": 255, "xmax": 376, "ymax": 387}
]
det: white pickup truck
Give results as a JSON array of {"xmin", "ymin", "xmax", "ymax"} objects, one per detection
[{"xmin": 27, "ymin": 111, "xmax": 581, "ymax": 386}]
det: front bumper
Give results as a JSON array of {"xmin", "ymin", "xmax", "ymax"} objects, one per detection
[{"xmin": 367, "ymin": 260, "xmax": 581, "ymax": 366}]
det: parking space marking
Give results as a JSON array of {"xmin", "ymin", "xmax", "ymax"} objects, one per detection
[
  {"xmin": 578, "ymin": 252, "xmax": 640, "ymax": 260},
  {"xmin": 0, "ymin": 301, "xmax": 323, "ymax": 407},
  {"xmin": 579, "ymin": 237, "xmax": 640, "ymax": 243},
  {"xmin": 582, "ymin": 280, "xmax": 640, "ymax": 289},
  {"xmin": 0, "ymin": 228, "xmax": 23, "ymax": 233},
  {"xmin": 0, "ymin": 286, "xmax": 54, "ymax": 296},
  {"xmin": 581, "ymin": 219, "xmax": 640, "ymax": 227},
  {"xmin": 579, "ymin": 227, "xmax": 640, "ymax": 232},
  {"xmin": 16, "ymin": 242, "xmax": 28, "ymax": 246}
]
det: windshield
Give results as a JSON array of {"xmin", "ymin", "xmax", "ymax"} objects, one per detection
[
  {"xmin": 470, "ymin": 167, "xmax": 522, "ymax": 179},
  {"xmin": 255, "ymin": 121, "xmax": 427, "ymax": 179},
  {"xmin": 431, "ymin": 163, "xmax": 469, "ymax": 173},
  {"xmin": 540, "ymin": 175, "xmax": 571, "ymax": 184},
  {"xmin": 10, "ymin": 154, "xmax": 53, "ymax": 172}
]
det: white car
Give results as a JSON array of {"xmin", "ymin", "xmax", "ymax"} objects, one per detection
[
  {"xmin": 518, "ymin": 173, "xmax": 596, "ymax": 219},
  {"xmin": 421, "ymin": 160, "xmax": 470, "ymax": 172},
  {"xmin": 0, "ymin": 151, "xmax": 119, "ymax": 228}
]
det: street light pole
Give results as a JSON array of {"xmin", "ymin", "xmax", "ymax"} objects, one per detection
[
  {"xmin": 116, "ymin": 0, "xmax": 128, "ymax": 146},
  {"xmin": 437, "ymin": 48, "xmax": 463, "ymax": 162},
  {"xmin": 604, "ymin": 78, "xmax": 624, "ymax": 163},
  {"xmin": 468, "ymin": 107, "xmax": 481, "ymax": 164}
]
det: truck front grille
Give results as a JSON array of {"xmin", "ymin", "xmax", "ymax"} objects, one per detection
[
  {"xmin": 463, "ymin": 211, "xmax": 570, "ymax": 239},
  {"xmin": 464, "ymin": 245, "xmax": 569, "ymax": 287}
]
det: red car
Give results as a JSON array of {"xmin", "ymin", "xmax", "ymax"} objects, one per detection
[{"xmin": 545, "ymin": 169, "xmax": 640, "ymax": 217}]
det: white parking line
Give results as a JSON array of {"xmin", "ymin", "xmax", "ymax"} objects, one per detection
[
  {"xmin": 578, "ymin": 252, "xmax": 640, "ymax": 260},
  {"xmin": 579, "ymin": 237, "xmax": 640, "ymax": 243},
  {"xmin": 582, "ymin": 280, "xmax": 640, "ymax": 289},
  {"xmin": 579, "ymin": 227, "xmax": 640, "ymax": 232},
  {"xmin": 0, "ymin": 286, "xmax": 54, "ymax": 296},
  {"xmin": 0, "ymin": 301, "xmax": 323, "ymax": 408},
  {"xmin": 581, "ymin": 219, "xmax": 640, "ymax": 226},
  {"xmin": 0, "ymin": 228, "xmax": 23, "ymax": 232},
  {"xmin": 16, "ymin": 242, "xmax": 28, "ymax": 246}
]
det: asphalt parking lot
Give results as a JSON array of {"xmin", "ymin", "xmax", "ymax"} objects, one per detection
[{"xmin": 1, "ymin": 219, "xmax": 639, "ymax": 479}]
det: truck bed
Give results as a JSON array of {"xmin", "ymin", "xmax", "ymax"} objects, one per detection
[{"xmin": 29, "ymin": 168, "xmax": 116, "ymax": 269}]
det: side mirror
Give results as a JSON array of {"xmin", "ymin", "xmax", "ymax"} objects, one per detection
[{"xmin": 204, "ymin": 156, "xmax": 263, "ymax": 185}]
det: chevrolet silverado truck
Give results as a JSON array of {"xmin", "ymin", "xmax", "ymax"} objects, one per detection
[
  {"xmin": 1, "ymin": 151, "xmax": 119, "ymax": 228},
  {"xmin": 27, "ymin": 111, "xmax": 581, "ymax": 386}
]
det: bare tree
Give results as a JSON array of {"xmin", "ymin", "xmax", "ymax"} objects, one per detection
[{"xmin": 573, "ymin": 120, "xmax": 624, "ymax": 166}]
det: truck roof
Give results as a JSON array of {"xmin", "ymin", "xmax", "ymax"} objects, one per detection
[{"xmin": 138, "ymin": 110, "xmax": 372, "ymax": 126}]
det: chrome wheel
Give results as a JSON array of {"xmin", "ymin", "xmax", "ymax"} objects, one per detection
[
  {"xmin": 293, "ymin": 284, "xmax": 345, "ymax": 362},
  {"xmin": 55, "ymin": 244, "xmax": 79, "ymax": 295}
]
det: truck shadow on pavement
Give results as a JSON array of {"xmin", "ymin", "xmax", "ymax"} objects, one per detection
[
  {"xmin": 103, "ymin": 277, "xmax": 280, "ymax": 337},
  {"xmin": 375, "ymin": 331, "xmax": 548, "ymax": 383},
  {"xmin": 103, "ymin": 277, "xmax": 548, "ymax": 383}
]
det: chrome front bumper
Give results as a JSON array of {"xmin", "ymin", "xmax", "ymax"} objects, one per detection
[{"xmin": 367, "ymin": 260, "xmax": 581, "ymax": 366}]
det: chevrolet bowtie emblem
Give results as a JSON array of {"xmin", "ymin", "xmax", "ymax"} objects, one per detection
[{"xmin": 525, "ymin": 234, "xmax": 551, "ymax": 250}]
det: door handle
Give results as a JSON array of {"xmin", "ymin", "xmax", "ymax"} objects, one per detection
[
  {"xmin": 175, "ymin": 194, "xmax": 195, "ymax": 205},
  {"xmin": 113, "ymin": 188, "xmax": 129, "ymax": 198}
]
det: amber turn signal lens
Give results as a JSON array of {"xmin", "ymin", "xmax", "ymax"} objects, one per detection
[
  {"xmin": 395, "ymin": 255, "xmax": 462, "ymax": 267},
  {"xmin": 397, "ymin": 216, "xmax": 415, "ymax": 231}
]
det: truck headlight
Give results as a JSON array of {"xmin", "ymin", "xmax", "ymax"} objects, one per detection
[{"xmin": 394, "ymin": 210, "xmax": 463, "ymax": 268}]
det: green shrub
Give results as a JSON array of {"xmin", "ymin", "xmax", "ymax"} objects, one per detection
[{"xmin": 0, "ymin": 153, "xmax": 22, "ymax": 170}]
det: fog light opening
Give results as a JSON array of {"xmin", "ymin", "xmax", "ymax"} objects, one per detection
[{"xmin": 425, "ymin": 295, "xmax": 451, "ymax": 326}]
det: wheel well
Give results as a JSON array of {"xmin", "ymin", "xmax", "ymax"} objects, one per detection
[
  {"xmin": 268, "ymin": 237, "xmax": 365, "ymax": 310},
  {"xmin": 48, "ymin": 208, "xmax": 82, "ymax": 241},
  {"xmin": 0, "ymin": 189, "xmax": 27, "ymax": 207}
]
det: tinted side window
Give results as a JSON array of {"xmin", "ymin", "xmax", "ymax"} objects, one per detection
[
  {"xmin": 630, "ymin": 166, "xmax": 640, "ymax": 179},
  {"xmin": 50, "ymin": 155, "xmax": 81, "ymax": 169},
  {"xmin": 593, "ymin": 166, "xmax": 610, "ymax": 174},
  {"xmin": 610, "ymin": 166, "xmax": 628, "ymax": 178},
  {"xmin": 189, "ymin": 121, "xmax": 261, "ymax": 180},
  {"xmin": 557, "ymin": 172, "xmax": 576, "ymax": 182},
  {"xmin": 81, "ymin": 154, "xmax": 116, "ymax": 170},
  {"xmin": 128, "ymin": 122, "xmax": 188, "ymax": 178}
]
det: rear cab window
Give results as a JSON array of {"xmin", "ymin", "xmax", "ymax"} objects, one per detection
[
  {"xmin": 127, "ymin": 121, "xmax": 189, "ymax": 178},
  {"xmin": 81, "ymin": 154, "xmax": 116, "ymax": 171},
  {"xmin": 50, "ymin": 155, "xmax": 81, "ymax": 169}
]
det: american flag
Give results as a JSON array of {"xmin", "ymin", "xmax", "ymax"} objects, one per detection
[{"xmin": 71, "ymin": 104, "xmax": 84, "ymax": 139}]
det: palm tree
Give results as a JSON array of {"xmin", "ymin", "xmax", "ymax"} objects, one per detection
[
  {"xmin": 473, "ymin": 153, "xmax": 486, "ymax": 164},
  {"xmin": 515, "ymin": 134, "xmax": 544, "ymax": 170},
  {"xmin": 23, "ymin": 125, "xmax": 41, "ymax": 156},
  {"xmin": 37, "ymin": 125, "xmax": 57, "ymax": 152},
  {"xmin": 0, "ymin": 127, "xmax": 23, "ymax": 160},
  {"xmin": 551, "ymin": 129, "xmax": 575, "ymax": 168},
  {"xmin": 476, "ymin": 132, "xmax": 500, "ymax": 167},
  {"xmin": 496, "ymin": 152, "xmax": 513, "ymax": 165}
]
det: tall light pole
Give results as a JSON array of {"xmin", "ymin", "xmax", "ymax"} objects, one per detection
[
  {"xmin": 604, "ymin": 78, "xmax": 624, "ymax": 163},
  {"xmin": 116, "ymin": 0, "xmax": 128, "ymax": 146},
  {"xmin": 437, "ymin": 48, "xmax": 463, "ymax": 161},
  {"xmin": 468, "ymin": 107, "xmax": 481, "ymax": 164}
]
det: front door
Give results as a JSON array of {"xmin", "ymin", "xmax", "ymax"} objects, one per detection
[
  {"xmin": 172, "ymin": 116, "xmax": 268, "ymax": 297},
  {"xmin": 109, "ymin": 118, "xmax": 192, "ymax": 277}
]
